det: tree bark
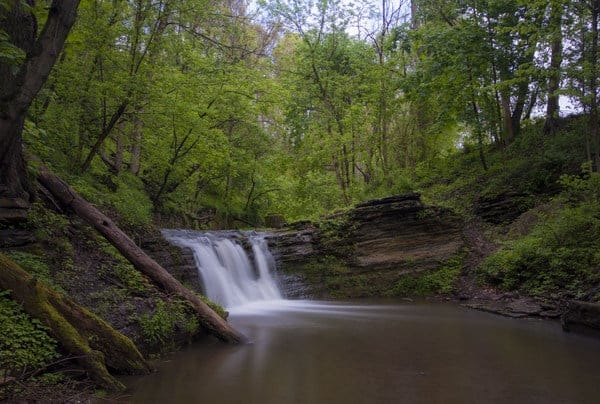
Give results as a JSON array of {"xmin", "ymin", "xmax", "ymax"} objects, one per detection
[
  {"xmin": 80, "ymin": 100, "xmax": 128, "ymax": 172},
  {"xmin": 544, "ymin": 0, "xmax": 563, "ymax": 135},
  {"xmin": 501, "ymin": 93, "xmax": 515, "ymax": 144},
  {"xmin": 130, "ymin": 109, "xmax": 143, "ymax": 175},
  {"xmin": 37, "ymin": 164, "xmax": 246, "ymax": 344},
  {"xmin": 0, "ymin": 254, "xmax": 150, "ymax": 391},
  {"xmin": 590, "ymin": 0, "xmax": 600, "ymax": 171},
  {"xmin": 0, "ymin": 0, "xmax": 80, "ymax": 201}
]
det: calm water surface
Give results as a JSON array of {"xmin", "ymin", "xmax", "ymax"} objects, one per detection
[{"xmin": 124, "ymin": 301, "xmax": 600, "ymax": 404}]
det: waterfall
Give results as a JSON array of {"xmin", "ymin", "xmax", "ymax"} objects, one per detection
[{"xmin": 162, "ymin": 230, "xmax": 282, "ymax": 309}]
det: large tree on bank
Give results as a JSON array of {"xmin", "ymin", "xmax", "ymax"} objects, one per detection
[{"xmin": 0, "ymin": 0, "xmax": 80, "ymax": 205}]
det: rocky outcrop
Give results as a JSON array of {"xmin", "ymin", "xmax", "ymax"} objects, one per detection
[
  {"xmin": 142, "ymin": 235, "xmax": 202, "ymax": 294},
  {"xmin": 349, "ymin": 194, "xmax": 462, "ymax": 269},
  {"xmin": 269, "ymin": 194, "xmax": 464, "ymax": 298},
  {"xmin": 562, "ymin": 301, "xmax": 600, "ymax": 334},
  {"xmin": 464, "ymin": 297, "xmax": 562, "ymax": 319},
  {"xmin": 473, "ymin": 191, "xmax": 532, "ymax": 224}
]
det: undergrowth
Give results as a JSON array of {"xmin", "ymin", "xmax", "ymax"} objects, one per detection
[
  {"xmin": 391, "ymin": 253, "xmax": 464, "ymax": 297},
  {"xmin": 0, "ymin": 291, "xmax": 60, "ymax": 400},
  {"xmin": 477, "ymin": 168, "xmax": 600, "ymax": 298}
]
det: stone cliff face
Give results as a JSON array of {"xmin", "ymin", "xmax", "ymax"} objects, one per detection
[
  {"xmin": 142, "ymin": 236, "xmax": 201, "ymax": 293},
  {"xmin": 268, "ymin": 194, "xmax": 464, "ymax": 298}
]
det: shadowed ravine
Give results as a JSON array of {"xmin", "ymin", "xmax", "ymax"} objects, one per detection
[{"xmin": 124, "ymin": 232, "xmax": 600, "ymax": 404}]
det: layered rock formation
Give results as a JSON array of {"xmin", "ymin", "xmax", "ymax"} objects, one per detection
[{"xmin": 268, "ymin": 194, "xmax": 464, "ymax": 298}]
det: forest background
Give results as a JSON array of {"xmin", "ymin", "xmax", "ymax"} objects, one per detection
[{"xmin": 3, "ymin": 0, "xmax": 599, "ymax": 230}]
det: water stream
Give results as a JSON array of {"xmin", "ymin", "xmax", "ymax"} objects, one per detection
[
  {"xmin": 162, "ymin": 230, "xmax": 282, "ymax": 308},
  {"xmin": 125, "ymin": 231, "xmax": 600, "ymax": 403}
]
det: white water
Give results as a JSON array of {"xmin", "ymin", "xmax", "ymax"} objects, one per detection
[{"xmin": 162, "ymin": 230, "xmax": 282, "ymax": 309}]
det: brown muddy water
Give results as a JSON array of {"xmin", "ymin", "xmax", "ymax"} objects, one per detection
[{"xmin": 123, "ymin": 300, "xmax": 600, "ymax": 404}]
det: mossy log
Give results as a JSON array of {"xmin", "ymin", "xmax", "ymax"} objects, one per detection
[
  {"xmin": 37, "ymin": 164, "xmax": 245, "ymax": 343},
  {"xmin": 0, "ymin": 254, "xmax": 150, "ymax": 391}
]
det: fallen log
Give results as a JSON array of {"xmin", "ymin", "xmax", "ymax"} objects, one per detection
[
  {"xmin": 37, "ymin": 164, "xmax": 245, "ymax": 343},
  {"xmin": 0, "ymin": 254, "xmax": 150, "ymax": 391}
]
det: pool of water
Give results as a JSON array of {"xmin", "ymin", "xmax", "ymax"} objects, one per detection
[{"xmin": 124, "ymin": 300, "xmax": 600, "ymax": 404}]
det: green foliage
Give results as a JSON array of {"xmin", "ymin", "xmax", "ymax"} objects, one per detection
[
  {"xmin": 420, "ymin": 118, "xmax": 587, "ymax": 215},
  {"xmin": 391, "ymin": 254, "xmax": 464, "ymax": 297},
  {"xmin": 0, "ymin": 291, "xmax": 60, "ymax": 396},
  {"xmin": 25, "ymin": 202, "xmax": 70, "ymax": 242},
  {"xmin": 70, "ymin": 172, "xmax": 153, "ymax": 229},
  {"xmin": 478, "ymin": 172, "xmax": 600, "ymax": 297},
  {"xmin": 198, "ymin": 295, "xmax": 228, "ymax": 320},
  {"xmin": 111, "ymin": 173, "xmax": 154, "ymax": 228},
  {"xmin": 99, "ymin": 261, "xmax": 151, "ymax": 296},
  {"xmin": 0, "ymin": 30, "xmax": 25, "ymax": 70},
  {"xmin": 136, "ymin": 299, "xmax": 200, "ymax": 350},
  {"xmin": 4, "ymin": 252, "xmax": 64, "ymax": 293},
  {"xmin": 90, "ymin": 235, "xmax": 151, "ymax": 294}
]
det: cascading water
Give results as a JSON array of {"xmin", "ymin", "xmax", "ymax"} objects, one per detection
[{"xmin": 162, "ymin": 230, "xmax": 282, "ymax": 309}]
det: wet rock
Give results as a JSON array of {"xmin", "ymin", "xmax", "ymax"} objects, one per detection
[
  {"xmin": 507, "ymin": 300, "xmax": 542, "ymax": 316},
  {"xmin": 269, "ymin": 193, "xmax": 464, "ymax": 298},
  {"xmin": 268, "ymin": 228, "xmax": 317, "ymax": 264},
  {"xmin": 143, "ymin": 235, "xmax": 202, "ymax": 293},
  {"xmin": 561, "ymin": 300, "xmax": 600, "ymax": 333},
  {"xmin": 540, "ymin": 310, "xmax": 562, "ymax": 319}
]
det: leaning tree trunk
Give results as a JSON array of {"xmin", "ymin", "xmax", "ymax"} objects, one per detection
[
  {"xmin": 37, "ymin": 164, "xmax": 246, "ymax": 344},
  {"xmin": 0, "ymin": 254, "xmax": 150, "ymax": 391}
]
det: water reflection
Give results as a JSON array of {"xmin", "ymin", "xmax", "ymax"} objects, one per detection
[{"xmin": 124, "ymin": 301, "xmax": 600, "ymax": 404}]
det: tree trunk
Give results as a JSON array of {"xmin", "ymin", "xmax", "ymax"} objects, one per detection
[
  {"xmin": 0, "ymin": 0, "xmax": 80, "ymax": 203},
  {"xmin": 544, "ymin": 0, "xmax": 563, "ymax": 135},
  {"xmin": 411, "ymin": 0, "xmax": 419, "ymax": 29},
  {"xmin": 130, "ymin": 109, "xmax": 143, "ymax": 175},
  {"xmin": 37, "ymin": 164, "xmax": 246, "ymax": 344},
  {"xmin": 590, "ymin": 0, "xmax": 600, "ymax": 171},
  {"xmin": 0, "ymin": 254, "xmax": 150, "ymax": 391},
  {"xmin": 501, "ymin": 94, "xmax": 515, "ymax": 144},
  {"xmin": 80, "ymin": 101, "xmax": 128, "ymax": 172}
]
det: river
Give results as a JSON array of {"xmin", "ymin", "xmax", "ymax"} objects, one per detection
[{"xmin": 124, "ymin": 300, "xmax": 600, "ymax": 404}]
